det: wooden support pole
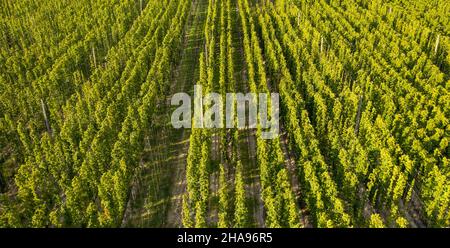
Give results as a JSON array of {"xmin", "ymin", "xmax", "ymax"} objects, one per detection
[
  {"xmin": 41, "ymin": 99, "xmax": 52, "ymax": 135},
  {"xmin": 434, "ymin": 34, "xmax": 440, "ymax": 55}
]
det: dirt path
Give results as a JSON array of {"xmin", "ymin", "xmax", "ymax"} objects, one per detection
[
  {"xmin": 399, "ymin": 187, "xmax": 426, "ymax": 228},
  {"xmin": 242, "ymin": 128, "xmax": 265, "ymax": 227},
  {"xmin": 279, "ymin": 126, "xmax": 312, "ymax": 227},
  {"xmin": 164, "ymin": 0, "xmax": 206, "ymax": 227},
  {"xmin": 233, "ymin": 3, "xmax": 265, "ymax": 228}
]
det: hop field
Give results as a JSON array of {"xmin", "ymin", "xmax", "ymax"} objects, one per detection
[{"xmin": 0, "ymin": 0, "xmax": 449, "ymax": 228}]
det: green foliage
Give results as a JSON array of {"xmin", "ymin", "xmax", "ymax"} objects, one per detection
[
  {"xmin": 369, "ymin": 214, "xmax": 386, "ymax": 228},
  {"xmin": 1, "ymin": 0, "xmax": 449, "ymax": 228},
  {"xmin": 218, "ymin": 165, "xmax": 230, "ymax": 228},
  {"xmin": 182, "ymin": 194, "xmax": 193, "ymax": 228},
  {"xmin": 234, "ymin": 161, "xmax": 248, "ymax": 228}
]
